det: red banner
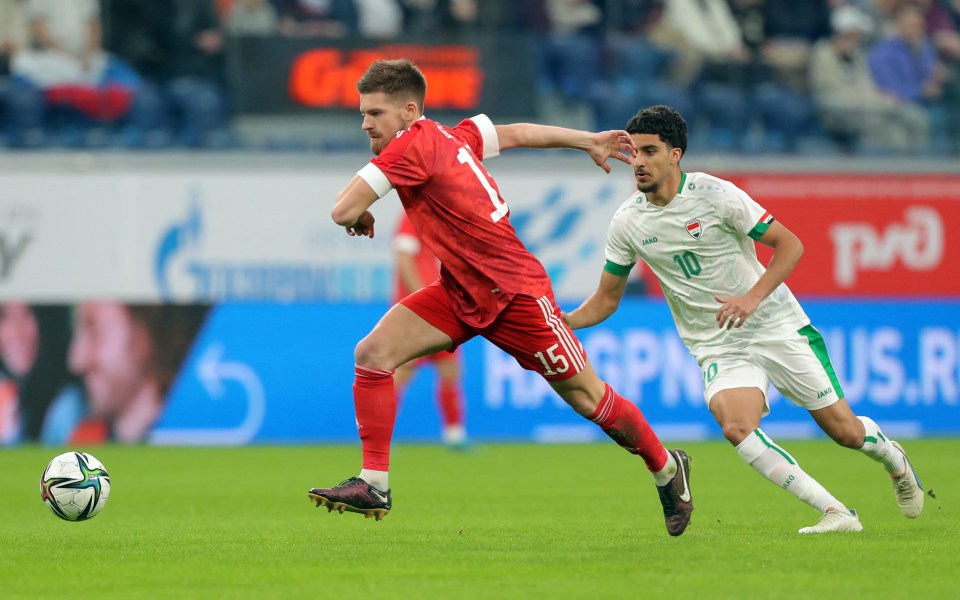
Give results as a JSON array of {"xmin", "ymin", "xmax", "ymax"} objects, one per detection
[{"xmin": 721, "ymin": 173, "xmax": 960, "ymax": 296}]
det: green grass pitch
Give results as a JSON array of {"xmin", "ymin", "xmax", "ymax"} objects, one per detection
[{"xmin": 3, "ymin": 440, "xmax": 956, "ymax": 599}]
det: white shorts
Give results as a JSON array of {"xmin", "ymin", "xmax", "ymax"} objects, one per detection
[{"xmin": 699, "ymin": 325, "xmax": 844, "ymax": 416}]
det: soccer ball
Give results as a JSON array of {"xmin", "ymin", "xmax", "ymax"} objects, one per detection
[{"xmin": 40, "ymin": 452, "xmax": 111, "ymax": 522}]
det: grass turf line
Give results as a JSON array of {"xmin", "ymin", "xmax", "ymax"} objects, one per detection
[{"xmin": 2, "ymin": 440, "xmax": 955, "ymax": 599}]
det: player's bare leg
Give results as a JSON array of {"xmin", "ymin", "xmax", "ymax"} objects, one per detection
[
  {"xmin": 711, "ymin": 388, "xmax": 861, "ymax": 533},
  {"xmin": 810, "ymin": 400, "xmax": 923, "ymax": 518},
  {"xmin": 551, "ymin": 362, "xmax": 692, "ymax": 536},
  {"xmin": 309, "ymin": 303, "xmax": 453, "ymax": 520}
]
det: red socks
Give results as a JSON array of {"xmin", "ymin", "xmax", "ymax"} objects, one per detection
[
  {"xmin": 355, "ymin": 369, "xmax": 661, "ymax": 473},
  {"xmin": 437, "ymin": 380, "xmax": 464, "ymax": 429},
  {"xmin": 589, "ymin": 383, "xmax": 668, "ymax": 472},
  {"xmin": 354, "ymin": 365, "xmax": 397, "ymax": 471}
]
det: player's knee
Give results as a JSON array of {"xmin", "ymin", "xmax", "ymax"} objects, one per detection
[
  {"xmin": 830, "ymin": 423, "xmax": 864, "ymax": 449},
  {"xmin": 721, "ymin": 423, "xmax": 753, "ymax": 445},
  {"xmin": 354, "ymin": 337, "xmax": 389, "ymax": 369}
]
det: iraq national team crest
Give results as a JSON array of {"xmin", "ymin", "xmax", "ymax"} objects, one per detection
[{"xmin": 685, "ymin": 218, "xmax": 702, "ymax": 240}]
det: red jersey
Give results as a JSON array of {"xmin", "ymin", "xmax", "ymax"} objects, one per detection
[
  {"xmin": 392, "ymin": 212, "xmax": 440, "ymax": 303},
  {"xmin": 360, "ymin": 115, "xmax": 552, "ymax": 328}
]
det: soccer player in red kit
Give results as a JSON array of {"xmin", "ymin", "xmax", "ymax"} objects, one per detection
[
  {"xmin": 308, "ymin": 59, "xmax": 693, "ymax": 536},
  {"xmin": 392, "ymin": 212, "xmax": 469, "ymax": 448}
]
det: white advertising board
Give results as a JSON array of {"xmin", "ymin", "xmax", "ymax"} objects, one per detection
[{"xmin": 0, "ymin": 167, "xmax": 630, "ymax": 302}]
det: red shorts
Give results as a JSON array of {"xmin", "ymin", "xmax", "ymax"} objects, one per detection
[
  {"xmin": 411, "ymin": 346, "xmax": 460, "ymax": 367},
  {"xmin": 400, "ymin": 282, "xmax": 586, "ymax": 381}
]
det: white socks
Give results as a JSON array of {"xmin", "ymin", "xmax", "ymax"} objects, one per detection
[
  {"xmin": 359, "ymin": 469, "xmax": 389, "ymax": 491},
  {"xmin": 856, "ymin": 416, "xmax": 907, "ymax": 476},
  {"xmin": 737, "ymin": 429, "xmax": 846, "ymax": 513},
  {"xmin": 652, "ymin": 450, "xmax": 678, "ymax": 486}
]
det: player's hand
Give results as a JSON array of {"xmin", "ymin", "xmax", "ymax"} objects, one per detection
[
  {"xmin": 589, "ymin": 130, "xmax": 637, "ymax": 173},
  {"xmin": 714, "ymin": 295, "xmax": 760, "ymax": 330},
  {"xmin": 345, "ymin": 211, "xmax": 376, "ymax": 238}
]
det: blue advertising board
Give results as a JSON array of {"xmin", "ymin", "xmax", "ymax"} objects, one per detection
[{"xmin": 151, "ymin": 299, "xmax": 960, "ymax": 445}]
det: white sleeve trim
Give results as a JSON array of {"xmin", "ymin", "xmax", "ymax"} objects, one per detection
[
  {"xmin": 471, "ymin": 114, "xmax": 500, "ymax": 159},
  {"xmin": 357, "ymin": 163, "xmax": 393, "ymax": 198},
  {"xmin": 393, "ymin": 234, "xmax": 421, "ymax": 255}
]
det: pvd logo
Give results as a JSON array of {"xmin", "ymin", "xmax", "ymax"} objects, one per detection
[
  {"xmin": 0, "ymin": 204, "xmax": 37, "ymax": 281},
  {"xmin": 829, "ymin": 206, "xmax": 943, "ymax": 287}
]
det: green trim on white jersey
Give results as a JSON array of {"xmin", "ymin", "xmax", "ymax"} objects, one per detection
[
  {"xmin": 603, "ymin": 171, "xmax": 809, "ymax": 356},
  {"xmin": 604, "ymin": 260, "xmax": 633, "ymax": 276},
  {"xmin": 676, "ymin": 172, "xmax": 688, "ymax": 196},
  {"xmin": 748, "ymin": 211, "xmax": 776, "ymax": 241}
]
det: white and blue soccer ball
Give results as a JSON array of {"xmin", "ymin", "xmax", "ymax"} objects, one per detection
[{"xmin": 40, "ymin": 452, "xmax": 111, "ymax": 522}]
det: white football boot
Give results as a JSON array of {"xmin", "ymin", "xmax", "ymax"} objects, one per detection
[
  {"xmin": 798, "ymin": 508, "xmax": 863, "ymax": 534},
  {"xmin": 890, "ymin": 441, "xmax": 924, "ymax": 518}
]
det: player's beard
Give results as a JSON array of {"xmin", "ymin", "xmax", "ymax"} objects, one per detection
[{"xmin": 637, "ymin": 179, "xmax": 660, "ymax": 194}]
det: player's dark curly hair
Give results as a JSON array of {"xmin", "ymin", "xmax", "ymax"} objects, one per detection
[
  {"xmin": 625, "ymin": 105, "xmax": 688, "ymax": 157},
  {"xmin": 357, "ymin": 59, "xmax": 427, "ymax": 111}
]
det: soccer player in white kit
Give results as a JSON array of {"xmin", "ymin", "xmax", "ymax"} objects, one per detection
[{"xmin": 563, "ymin": 105, "xmax": 924, "ymax": 533}]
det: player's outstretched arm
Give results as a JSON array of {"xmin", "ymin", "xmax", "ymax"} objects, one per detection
[
  {"xmin": 495, "ymin": 124, "xmax": 636, "ymax": 173},
  {"xmin": 332, "ymin": 175, "xmax": 380, "ymax": 238},
  {"xmin": 562, "ymin": 270, "xmax": 629, "ymax": 329}
]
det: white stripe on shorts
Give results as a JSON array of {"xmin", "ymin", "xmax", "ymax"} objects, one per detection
[{"xmin": 536, "ymin": 296, "xmax": 585, "ymax": 373}]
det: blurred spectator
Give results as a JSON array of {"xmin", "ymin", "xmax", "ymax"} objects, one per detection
[
  {"xmin": 401, "ymin": 0, "xmax": 478, "ymax": 36},
  {"xmin": 103, "ymin": 0, "xmax": 230, "ymax": 148},
  {"xmin": 506, "ymin": 0, "xmax": 604, "ymax": 103},
  {"xmin": 760, "ymin": 0, "xmax": 831, "ymax": 91},
  {"xmin": 664, "ymin": 0, "xmax": 752, "ymax": 70},
  {"xmin": 11, "ymin": 0, "xmax": 140, "ymax": 146},
  {"xmin": 0, "ymin": 304, "xmax": 84, "ymax": 445},
  {"xmin": 869, "ymin": 3, "xmax": 947, "ymax": 105},
  {"xmin": 741, "ymin": 0, "xmax": 830, "ymax": 151},
  {"xmin": 272, "ymin": 0, "xmax": 359, "ymax": 38},
  {"xmin": 67, "ymin": 303, "xmax": 209, "ymax": 444},
  {"xmin": 810, "ymin": 3, "xmax": 929, "ymax": 152},
  {"xmin": 589, "ymin": 0, "xmax": 697, "ymax": 131},
  {"xmin": 15, "ymin": 0, "xmax": 106, "ymax": 88},
  {"xmin": 1, "ymin": 0, "xmax": 45, "ymax": 146},
  {"xmin": 860, "ymin": 0, "xmax": 905, "ymax": 38},
  {"xmin": 664, "ymin": 0, "xmax": 751, "ymax": 150},
  {"xmin": 0, "ymin": 0, "xmax": 28, "ymax": 76},
  {"xmin": 918, "ymin": 0, "xmax": 960, "ymax": 61},
  {"xmin": 922, "ymin": 0, "xmax": 960, "ymax": 150},
  {"xmin": 355, "ymin": 0, "xmax": 403, "ymax": 38},
  {"xmin": 728, "ymin": 0, "xmax": 766, "ymax": 52},
  {"xmin": 612, "ymin": 0, "xmax": 703, "ymax": 87},
  {"xmin": 225, "ymin": 0, "xmax": 279, "ymax": 36}
]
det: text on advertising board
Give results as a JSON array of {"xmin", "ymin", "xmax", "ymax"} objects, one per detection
[{"xmin": 289, "ymin": 45, "xmax": 483, "ymax": 110}]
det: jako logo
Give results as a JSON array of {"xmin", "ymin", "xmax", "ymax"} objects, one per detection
[{"xmin": 828, "ymin": 207, "xmax": 943, "ymax": 287}]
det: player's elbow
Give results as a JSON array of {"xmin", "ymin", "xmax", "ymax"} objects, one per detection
[
  {"xmin": 603, "ymin": 298, "xmax": 621, "ymax": 320},
  {"xmin": 331, "ymin": 203, "xmax": 358, "ymax": 227},
  {"xmin": 792, "ymin": 237, "xmax": 805, "ymax": 264},
  {"xmin": 595, "ymin": 295, "xmax": 621, "ymax": 323}
]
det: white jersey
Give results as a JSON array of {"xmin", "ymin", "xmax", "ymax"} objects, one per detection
[{"xmin": 604, "ymin": 172, "xmax": 809, "ymax": 358}]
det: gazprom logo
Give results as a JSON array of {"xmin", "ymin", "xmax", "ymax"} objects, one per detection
[
  {"xmin": 155, "ymin": 190, "xmax": 204, "ymax": 300},
  {"xmin": 153, "ymin": 187, "xmax": 390, "ymax": 302}
]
